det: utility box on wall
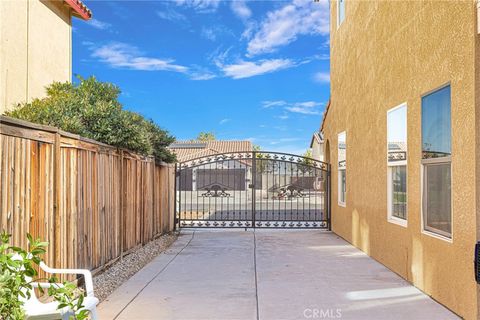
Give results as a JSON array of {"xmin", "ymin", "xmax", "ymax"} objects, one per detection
[{"xmin": 475, "ymin": 242, "xmax": 480, "ymax": 283}]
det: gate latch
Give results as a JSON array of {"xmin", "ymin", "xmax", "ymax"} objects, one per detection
[{"xmin": 248, "ymin": 184, "xmax": 254, "ymax": 189}]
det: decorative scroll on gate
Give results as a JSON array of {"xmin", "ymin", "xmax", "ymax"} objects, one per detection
[{"xmin": 175, "ymin": 151, "xmax": 330, "ymax": 229}]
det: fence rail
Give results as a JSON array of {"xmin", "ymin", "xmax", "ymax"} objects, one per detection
[{"xmin": 0, "ymin": 116, "xmax": 175, "ymax": 274}]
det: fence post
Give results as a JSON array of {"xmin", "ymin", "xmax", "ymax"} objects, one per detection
[
  {"xmin": 152, "ymin": 161, "xmax": 156, "ymax": 238},
  {"xmin": 53, "ymin": 131, "xmax": 61, "ymax": 267},
  {"xmin": 119, "ymin": 149, "xmax": 124, "ymax": 260},
  {"xmin": 169, "ymin": 164, "xmax": 174, "ymax": 231}
]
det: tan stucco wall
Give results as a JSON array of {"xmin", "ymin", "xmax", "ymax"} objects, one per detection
[
  {"xmin": 323, "ymin": 1, "xmax": 478, "ymax": 319},
  {"xmin": 0, "ymin": 0, "xmax": 72, "ymax": 114}
]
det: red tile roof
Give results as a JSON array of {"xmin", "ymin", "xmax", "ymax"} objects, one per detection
[
  {"xmin": 64, "ymin": 0, "xmax": 92, "ymax": 20},
  {"xmin": 169, "ymin": 140, "xmax": 253, "ymax": 162}
]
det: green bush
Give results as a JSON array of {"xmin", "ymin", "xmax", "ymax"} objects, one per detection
[{"xmin": 5, "ymin": 76, "xmax": 176, "ymax": 163}]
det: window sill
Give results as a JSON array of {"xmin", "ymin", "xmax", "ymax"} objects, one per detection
[
  {"xmin": 421, "ymin": 229, "xmax": 453, "ymax": 243},
  {"xmin": 387, "ymin": 217, "xmax": 407, "ymax": 228}
]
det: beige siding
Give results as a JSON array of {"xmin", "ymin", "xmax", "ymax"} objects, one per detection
[
  {"xmin": 311, "ymin": 141, "xmax": 323, "ymax": 162},
  {"xmin": 0, "ymin": 0, "xmax": 72, "ymax": 114},
  {"xmin": 323, "ymin": 1, "xmax": 478, "ymax": 319}
]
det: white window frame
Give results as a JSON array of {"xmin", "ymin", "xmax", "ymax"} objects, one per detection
[
  {"xmin": 386, "ymin": 103, "xmax": 408, "ymax": 227},
  {"xmin": 420, "ymin": 84, "xmax": 453, "ymax": 242},
  {"xmin": 421, "ymin": 157, "xmax": 453, "ymax": 242},
  {"xmin": 338, "ymin": 131, "xmax": 346, "ymax": 207},
  {"xmin": 337, "ymin": 0, "xmax": 345, "ymax": 28}
]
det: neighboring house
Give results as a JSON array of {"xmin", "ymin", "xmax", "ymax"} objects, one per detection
[
  {"xmin": 309, "ymin": 131, "xmax": 324, "ymax": 161},
  {"xmin": 169, "ymin": 140, "xmax": 253, "ymax": 191},
  {"xmin": 0, "ymin": 0, "xmax": 91, "ymax": 114},
  {"xmin": 169, "ymin": 140, "xmax": 252, "ymax": 163},
  {"xmin": 321, "ymin": 1, "xmax": 480, "ymax": 319}
]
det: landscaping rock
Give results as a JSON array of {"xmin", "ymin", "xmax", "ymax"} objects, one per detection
[{"xmin": 93, "ymin": 232, "xmax": 178, "ymax": 302}]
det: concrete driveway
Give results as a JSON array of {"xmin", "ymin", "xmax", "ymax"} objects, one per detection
[{"xmin": 98, "ymin": 230, "xmax": 458, "ymax": 320}]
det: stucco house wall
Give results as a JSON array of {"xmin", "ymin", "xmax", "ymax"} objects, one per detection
[
  {"xmin": 0, "ymin": 0, "xmax": 73, "ymax": 113},
  {"xmin": 322, "ymin": 1, "xmax": 479, "ymax": 318},
  {"xmin": 310, "ymin": 132, "xmax": 324, "ymax": 162}
]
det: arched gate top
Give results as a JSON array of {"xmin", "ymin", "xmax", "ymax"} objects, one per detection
[{"xmin": 177, "ymin": 150, "xmax": 330, "ymax": 172}]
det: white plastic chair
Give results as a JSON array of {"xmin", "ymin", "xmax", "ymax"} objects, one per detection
[{"xmin": 14, "ymin": 255, "xmax": 99, "ymax": 320}]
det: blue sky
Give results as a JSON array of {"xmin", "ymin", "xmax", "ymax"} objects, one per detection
[{"xmin": 73, "ymin": 0, "xmax": 330, "ymax": 155}]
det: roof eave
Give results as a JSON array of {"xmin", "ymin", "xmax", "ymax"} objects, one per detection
[
  {"xmin": 64, "ymin": 0, "xmax": 92, "ymax": 20},
  {"xmin": 320, "ymin": 98, "xmax": 331, "ymax": 133},
  {"xmin": 309, "ymin": 132, "xmax": 323, "ymax": 148}
]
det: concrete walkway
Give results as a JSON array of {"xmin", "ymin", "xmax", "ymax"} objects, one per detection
[{"xmin": 98, "ymin": 230, "xmax": 458, "ymax": 320}]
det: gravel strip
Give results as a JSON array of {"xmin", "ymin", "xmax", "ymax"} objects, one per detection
[{"xmin": 93, "ymin": 232, "xmax": 178, "ymax": 302}]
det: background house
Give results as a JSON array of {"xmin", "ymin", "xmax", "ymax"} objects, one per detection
[
  {"xmin": 322, "ymin": 1, "xmax": 479, "ymax": 318},
  {"xmin": 0, "ymin": 0, "xmax": 91, "ymax": 113},
  {"xmin": 309, "ymin": 131, "xmax": 324, "ymax": 162},
  {"xmin": 170, "ymin": 140, "xmax": 253, "ymax": 191}
]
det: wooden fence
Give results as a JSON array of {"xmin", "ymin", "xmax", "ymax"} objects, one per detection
[{"xmin": 0, "ymin": 116, "xmax": 175, "ymax": 274}]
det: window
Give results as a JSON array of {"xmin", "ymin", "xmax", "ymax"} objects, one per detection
[
  {"xmin": 421, "ymin": 85, "xmax": 452, "ymax": 239},
  {"xmin": 337, "ymin": 0, "xmax": 345, "ymax": 27},
  {"xmin": 338, "ymin": 132, "xmax": 346, "ymax": 206},
  {"xmin": 387, "ymin": 104, "xmax": 407, "ymax": 225}
]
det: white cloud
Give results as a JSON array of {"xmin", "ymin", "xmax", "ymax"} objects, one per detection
[
  {"xmin": 200, "ymin": 26, "xmax": 234, "ymax": 42},
  {"xmin": 231, "ymin": 1, "xmax": 251, "ymax": 20},
  {"xmin": 262, "ymin": 100, "xmax": 323, "ymax": 116},
  {"xmin": 201, "ymin": 27, "xmax": 217, "ymax": 41},
  {"xmin": 209, "ymin": 46, "xmax": 233, "ymax": 65},
  {"xmin": 262, "ymin": 100, "xmax": 287, "ymax": 108},
  {"xmin": 175, "ymin": 0, "xmax": 220, "ymax": 12},
  {"xmin": 190, "ymin": 72, "xmax": 216, "ymax": 80},
  {"xmin": 313, "ymin": 71, "xmax": 330, "ymax": 84},
  {"xmin": 91, "ymin": 42, "xmax": 188, "ymax": 73},
  {"xmin": 219, "ymin": 59, "xmax": 295, "ymax": 79},
  {"xmin": 87, "ymin": 42, "xmax": 219, "ymax": 81},
  {"xmin": 219, "ymin": 118, "xmax": 231, "ymax": 125},
  {"xmin": 293, "ymin": 101, "xmax": 322, "ymax": 108},
  {"xmin": 188, "ymin": 65, "xmax": 217, "ymax": 80},
  {"xmin": 247, "ymin": 0, "xmax": 329, "ymax": 56},
  {"xmin": 312, "ymin": 53, "xmax": 330, "ymax": 61},
  {"xmin": 156, "ymin": 8, "xmax": 187, "ymax": 22},
  {"xmin": 87, "ymin": 19, "xmax": 112, "ymax": 30},
  {"xmin": 285, "ymin": 101, "xmax": 322, "ymax": 115}
]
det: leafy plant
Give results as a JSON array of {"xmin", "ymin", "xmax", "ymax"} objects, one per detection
[
  {"xmin": 299, "ymin": 149, "xmax": 315, "ymax": 173},
  {"xmin": 0, "ymin": 232, "xmax": 88, "ymax": 320},
  {"xmin": 46, "ymin": 281, "xmax": 89, "ymax": 320},
  {"xmin": 197, "ymin": 132, "xmax": 216, "ymax": 141},
  {"xmin": 5, "ymin": 76, "xmax": 176, "ymax": 163}
]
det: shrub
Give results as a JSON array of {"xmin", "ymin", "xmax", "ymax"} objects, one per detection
[
  {"xmin": 197, "ymin": 132, "xmax": 216, "ymax": 141},
  {"xmin": 5, "ymin": 76, "xmax": 176, "ymax": 163}
]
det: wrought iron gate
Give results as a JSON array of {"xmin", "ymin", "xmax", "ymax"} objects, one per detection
[{"xmin": 175, "ymin": 151, "xmax": 330, "ymax": 229}]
